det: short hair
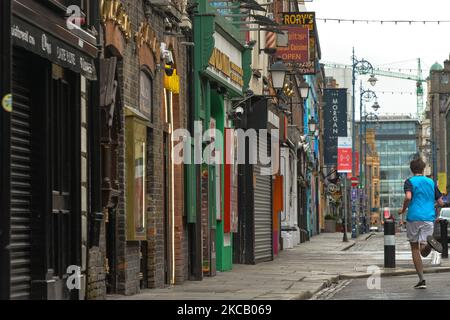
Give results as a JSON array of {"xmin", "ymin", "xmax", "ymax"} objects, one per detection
[{"xmin": 410, "ymin": 157, "xmax": 426, "ymax": 174}]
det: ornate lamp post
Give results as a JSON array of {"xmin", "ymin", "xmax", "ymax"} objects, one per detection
[
  {"xmin": 362, "ymin": 111, "xmax": 380, "ymax": 233},
  {"xmin": 358, "ymin": 87, "xmax": 379, "ymax": 234},
  {"xmin": 351, "ymin": 48, "xmax": 377, "ymax": 238}
]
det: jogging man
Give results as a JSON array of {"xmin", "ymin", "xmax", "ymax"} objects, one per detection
[{"xmin": 398, "ymin": 157, "xmax": 444, "ymax": 289}]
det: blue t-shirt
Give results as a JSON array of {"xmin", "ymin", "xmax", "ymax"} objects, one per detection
[{"xmin": 404, "ymin": 176, "xmax": 442, "ymax": 222}]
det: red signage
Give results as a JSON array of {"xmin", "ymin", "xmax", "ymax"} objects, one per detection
[
  {"xmin": 338, "ymin": 148, "xmax": 352, "ymax": 173},
  {"xmin": 275, "ymin": 26, "xmax": 309, "ymax": 63},
  {"xmin": 337, "ymin": 137, "xmax": 352, "ymax": 173},
  {"xmin": 351, "ymin": 177, "xmax": 359, "ymax": 187}
]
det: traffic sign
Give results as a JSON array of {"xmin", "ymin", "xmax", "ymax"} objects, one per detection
[{"xmin": 351, "ymin": 177, "xmax": 359, "ymax": 187}]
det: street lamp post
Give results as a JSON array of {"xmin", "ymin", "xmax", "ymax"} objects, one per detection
[
  {"xmin": 341, "ymin": 174, "xmax": 349, "ymax": 242},
  {"xmin": 352, "ymin": 48, "xmax": 377, "ymax": 238},
  {"xmin": 359, "ymin": 85, "xmax": 378, "ymax": 234},
  {"xmin": 362, "ymin": 111, "xmax": 379, "ymax": 233}
]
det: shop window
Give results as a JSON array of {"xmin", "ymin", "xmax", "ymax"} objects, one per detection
[{"xmin": 140, "ymin": 70, "xmax": 153, "ymax": 121}]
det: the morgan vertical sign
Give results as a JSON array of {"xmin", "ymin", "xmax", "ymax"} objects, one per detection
[{"xmin": 323, "ymin": 88, "xmax": 348, "ymax": 166}]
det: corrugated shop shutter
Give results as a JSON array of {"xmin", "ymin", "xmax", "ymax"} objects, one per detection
[
  {"xmin": 10, "ymin": 49, "xmax": 32, "ymax": 300},
  {"xmin": 253, "ymin": 135, "xmax": 272, "ymax": 263}
]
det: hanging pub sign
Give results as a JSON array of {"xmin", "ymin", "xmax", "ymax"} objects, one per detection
[
  {"xmin": 11, "ymin": 17, "xmax": 96, "ymax": 80},
  {"xmin": 323, "ymin": 88, "xmax": 348, "ymax": 166},
  {"xmin": 274, "ymin": 26, "xmax": 309, "ymax": 63},
  {"xmin": 279, "ymin": 12, "xmax": 317, "ymax": 75}
]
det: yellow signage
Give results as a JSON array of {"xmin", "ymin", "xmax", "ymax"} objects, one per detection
[
  {"xmin": 100, "ymin": 0, "xmax": 132, "ymax": 40},
  {"xmin": 438, "ymin": 172, "xmax": 447, "ymax": 194},
  {"xmin": 135, "ymin": 21, "xmax": 160, "ymax": 61},
  {"xmin": 209, "ymin": 48, "xmax": 244, "ymax": 87},
  {"xmin": 283, "ymin": 13, "xmax": 315, "ymax": 31}
]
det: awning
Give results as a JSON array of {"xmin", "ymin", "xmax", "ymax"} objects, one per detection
[{"xmin": 11, "ymin": 16, "xmax": 97, "ymax": 80}]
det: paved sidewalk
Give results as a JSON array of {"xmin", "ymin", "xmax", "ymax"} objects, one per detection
[{"xmin": 107, "ymin": 232, "xmax": 450, "ymax": 300}]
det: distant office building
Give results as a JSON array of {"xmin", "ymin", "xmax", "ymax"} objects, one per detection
[{"xmin": 361, "ymin": 115, "xmax": 419, "ymax": 222}]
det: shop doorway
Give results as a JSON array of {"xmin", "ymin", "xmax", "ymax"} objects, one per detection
[{"xmin": 10, "ymin": 48, "xmax": 81, "ymax": 299}]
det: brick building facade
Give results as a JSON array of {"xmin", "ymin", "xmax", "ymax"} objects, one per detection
[{"xmin": 87, "ymin": 0, "xmax": 189, "ymax": 299}]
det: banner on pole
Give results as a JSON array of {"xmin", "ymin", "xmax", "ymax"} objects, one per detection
[
  {"xmin": 323, "ymin": 88, "xmax": 348, "ymax": 166},
  {"xmin": 337, "ymin": 137, "xmax": 352, "ymax": 173}
]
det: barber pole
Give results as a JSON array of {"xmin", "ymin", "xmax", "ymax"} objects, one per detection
[{"xmin": 265, "ymin": 31, "xmax": 276, "ymax": 49}]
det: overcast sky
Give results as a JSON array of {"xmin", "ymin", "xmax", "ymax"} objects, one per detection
[{"xmin": 306, "ymin": 0, "xmax": 450, "ymax": 117}]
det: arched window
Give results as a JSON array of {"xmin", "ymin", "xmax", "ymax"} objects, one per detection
[{"xmin": 139, "ymin": 70, "xmax": 152, "ymax": 120}]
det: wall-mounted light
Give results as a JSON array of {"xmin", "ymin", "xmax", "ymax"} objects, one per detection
[
  {"xmin": 269, "ymin": 59, "xmax": 288, "ymax": 90},
  {"xmin": 299, "ymin": 81, "xmax": 310, "ymax": 99},
  {"xmin": 228, "ymin": 106, "xmax": 244, "ymax": 121},
  {"xmin": 308, "ymin": 117, "xmax": 317, "ymax": 135}
]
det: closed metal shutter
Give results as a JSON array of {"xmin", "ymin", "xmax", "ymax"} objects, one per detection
[
  {"xmin": 10, "ymin": 50, "xmax": 32, "ymax": 300},
  {"xmin": 253, "ymin": 135, "xmax": 272, "ymax": 263}
]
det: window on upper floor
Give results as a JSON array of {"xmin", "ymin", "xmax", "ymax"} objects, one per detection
[{"xmin": 140, "ymin": 70, "xmax": 153, "ymax": 121}]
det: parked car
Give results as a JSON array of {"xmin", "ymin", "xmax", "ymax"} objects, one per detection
[
  {"xmin": 433, "ymin": 208, "xmax": 450, "ymax": 243},
  {"xmin": 440, "ymin": 208, "xmax": 450, "ymax": 221}
]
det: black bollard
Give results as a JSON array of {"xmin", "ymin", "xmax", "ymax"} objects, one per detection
[
  {"xmin": 440, "ymin": 219, "xmax": 448, "ymax": 259},
  {"xmin": 384, "ymin": 219, "xmax": 396, "ymax": 268}
]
